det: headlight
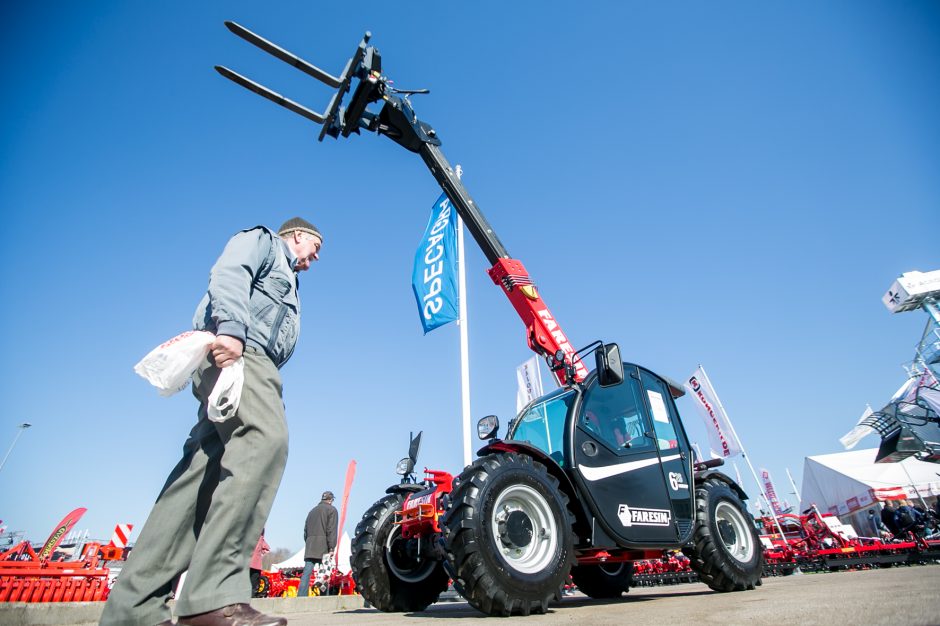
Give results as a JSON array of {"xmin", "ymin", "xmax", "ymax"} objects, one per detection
[{"xmin": 395, "ymin": 457, "xmax": 413, "ymax": 475}]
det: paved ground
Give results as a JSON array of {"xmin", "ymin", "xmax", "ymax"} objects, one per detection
[
  {"xmin": 4, "ymin": 565, "xmax": 938, "ymax": 625},
  {"xmin": 287, "ymin": 566, "xmax": 940, "ymax": 625}
]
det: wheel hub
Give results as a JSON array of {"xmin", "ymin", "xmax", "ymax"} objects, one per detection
[
  {"xmin": 500, "ymin": 510, "xmax": 534, "ymax": 548},
  {"xmin": 384, "ymin": 525, "xmax": 436, "ymax": 583},
  {"xmin": 714, "ymin": 501, "xmax": 754, "ymax": 563},
  {"xmin": 489, "ymin": 484, "xmax": 559, "ymax": 574}
]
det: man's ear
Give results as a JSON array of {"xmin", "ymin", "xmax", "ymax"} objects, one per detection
[{"xmin": 292, "ymin": 230, "xmax": 303, "ymax": 243}]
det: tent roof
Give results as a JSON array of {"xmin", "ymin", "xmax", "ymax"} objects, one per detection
[{"xmin": 800, "ymin": 448, "xmax": 940, "ymax": 516}]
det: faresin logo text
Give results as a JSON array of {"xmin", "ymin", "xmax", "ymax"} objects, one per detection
[
  {"xmin": 617, "ymin": 504, "xmax": 671, "ymax": 527},
  {"xmin": 688, "ymin": 376, "xmax": 731, "ymax": 457}
]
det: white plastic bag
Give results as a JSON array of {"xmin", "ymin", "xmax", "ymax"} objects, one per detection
[
  {"xmin": 134, "ymin": 331, "xmax": 216, "ymax": 396},
  {"xmin": 208, "ymin": 357, "xmax": 244, "ymax": 422}
]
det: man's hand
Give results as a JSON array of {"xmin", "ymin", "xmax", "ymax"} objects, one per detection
[{"xmin": 212, "ymin": 335, "xmax": 244, "ymax": 368}]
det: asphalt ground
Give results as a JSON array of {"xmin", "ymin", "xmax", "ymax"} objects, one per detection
[{"xmin": 287, "ymin": 566, "xmax": 940, "ymax": 626}]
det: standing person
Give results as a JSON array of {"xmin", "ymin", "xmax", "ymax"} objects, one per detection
[
  {"xmin": 250, "ymin": 530, "xmax": 270, "ymax": 597},
  {"xmin": 101, "ymin": 218, "xmax": 323, "ymax": 626},
  {"xmin": 881, "ymin": 501, "xmax": 900, "ymax": 537},
  {"xmin": 298, "ymin": 492, "xmax": 338, "ymax": 597},
  {"xmin": 867, "ymin": 509, "xmax": 887, "ymax": 538}
]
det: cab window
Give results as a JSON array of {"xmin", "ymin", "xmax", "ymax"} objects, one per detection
[
  {"xmin": 580, "ymin": 372, "xmax": 654, "ymax": 453},
  {"xmin": 640, "ymin": 370, "xmax": 681, "ymax": 450},
  {"xmin": 510, "ymin": 391, "xmax": 575, "ymax": 466}
]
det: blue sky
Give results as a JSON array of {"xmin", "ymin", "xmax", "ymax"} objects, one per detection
[{"xmin": 1, "ymin": 2, "xmax": 938, "ymax": 554}]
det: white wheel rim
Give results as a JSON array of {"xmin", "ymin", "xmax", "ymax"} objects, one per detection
[
  {"xmin": 384, "ymin": 524, "xmax": 436, "ymax": 583},
  {"xmin": 490, "ymin": 484, "xmax": 559, "ymax": 574},
  {"xmin": 715, "ymin": 501, "xmax": 754, "ymax": 563}
]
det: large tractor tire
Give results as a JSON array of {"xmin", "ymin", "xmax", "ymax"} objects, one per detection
[
  {"xmin": 683, "ymin": 477, "xmax": 764, "ymax": 591},
  {"xmin": 570, "ymin": 561, "xmax": 634, "ymax": 598},
  {"xmin": 351, "ymin": 492, "xmax": 449, "ymax": 612},
  {"xmin": 442, "ymin": 452, "xmax": 575, "ymax": 616}
]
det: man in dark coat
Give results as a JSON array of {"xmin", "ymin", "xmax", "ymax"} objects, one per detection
[
  {"xmin": 881, "ymin": 502, "xmax": 900, "ymax": 536},
  {"xmin": 298, "ymin": 491, "xmax": 338, "ymax": 596}
]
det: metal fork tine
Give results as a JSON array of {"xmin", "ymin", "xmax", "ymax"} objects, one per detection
[
  {"xmin": 215, "ymin": 66, "xmax": 326, "ymax": 125},
  {"xmin": 224, "ymin": 21, "xmax": 342, "ymax": 88}
]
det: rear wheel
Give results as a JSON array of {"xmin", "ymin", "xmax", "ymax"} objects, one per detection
[
  {"xmin": 570, "ymin": 561, "xmax": 633, "ymax": 598},
  {"xmin": 254, "ymin": 574, "xmax": 270, "ymax": 598},
  {"xmin": 683, "ymin": 478, "xmax": 763, "ymax": 591},
  {"xmin": 351, "ymin": 492, "xmax": 449, "ymax": 612},
  {"xmin": 442, "ymin": 452, "xmax": 575, "ymax": 616}
]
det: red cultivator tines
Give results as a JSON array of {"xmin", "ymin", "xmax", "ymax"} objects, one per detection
[
  {"xmin": 758, "ymin": 507, "xmax": 940, "ymax": 573},
  {"xmin": 0, "ymin": 541, "xmax": 112, "ymax": 603},
  {"xmin": 632, "ymin": 553, "xmax": 698, "ymax": 587}
]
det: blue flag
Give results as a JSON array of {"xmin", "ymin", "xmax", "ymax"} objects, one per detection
[{"xmin": 412, "ymin": 193, "xmax": 459, "ymax": 334}]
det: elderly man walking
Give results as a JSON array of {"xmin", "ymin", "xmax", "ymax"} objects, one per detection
[
  {"xmin": 298, "ymin": 491, "xmax": 338, "ymax": 596},
  {"xmin": 101, "ymin": 218, "xmax": 323, "ymax": 626}
]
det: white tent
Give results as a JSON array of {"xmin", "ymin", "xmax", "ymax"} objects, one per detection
[
  {"xmin": 800, "ymin": 448, "xmax": 940, "ymax": 533},
  {"xmin": 271, "ymin": 531, "xmax": 351, "ymax": 573}
]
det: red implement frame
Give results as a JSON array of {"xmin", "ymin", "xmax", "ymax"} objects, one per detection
[{"xmin": 0, "ymin": 541, "xmax": 111, "ymax": 602}]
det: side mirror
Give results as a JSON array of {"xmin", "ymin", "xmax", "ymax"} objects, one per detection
[
  {"xmin": 596, "ymin": 343, "xmax": 624, "ymax": 387},
  {"xmin": 477, "ymin": 415, "xmax": 500, "ymax": 440}
]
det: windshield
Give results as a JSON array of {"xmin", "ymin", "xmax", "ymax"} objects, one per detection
[{"xmin": 509, "ymin": 390, "xmax": 576, "ymax": 466}]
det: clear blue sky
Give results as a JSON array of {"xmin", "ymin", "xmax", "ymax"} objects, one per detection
[{"xmin": 1, "ymin": 1, "xmax": 938, "ymax": 554}]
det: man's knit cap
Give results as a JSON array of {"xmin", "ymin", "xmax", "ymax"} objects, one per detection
[
  {"xmin": 278, "ymin": 217, "xmax": 322, "ymax": 242},
  {"xmin": 321, "ymin": 491, "xmax": 335, "ymax": 501}
]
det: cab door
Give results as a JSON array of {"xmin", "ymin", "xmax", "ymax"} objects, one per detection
[
  {"xmin": 638, "ymin": 368, "xmax": 694, "ymax": 536},
  {"xmin": 572, "ymin": 366, "xmax": 679, "ymax": 545}
]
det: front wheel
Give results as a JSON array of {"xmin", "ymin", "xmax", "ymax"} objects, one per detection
[
  {"xmin": 683, "ymin": 477, "xmax": 764, "ymax": 591},
  {"xmin": 442, "ymin": 452, "xmax": 575, "ymax": 616},
  {"xmin": 350, "ymin": 492, "xmax": 449, "ymax": 612}
]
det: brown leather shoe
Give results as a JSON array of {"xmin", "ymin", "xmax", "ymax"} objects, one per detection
[{"xmin": 177, "ymin": 603, "xmax": 286, "ymax": 626}]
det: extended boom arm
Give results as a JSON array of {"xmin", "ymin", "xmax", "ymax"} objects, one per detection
[{"xmin": 216, "ymin": 23, "xmax": 588, "ymax": 385}]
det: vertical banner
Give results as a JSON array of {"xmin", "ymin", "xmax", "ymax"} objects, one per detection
[
  {"xmin": 684, "ymin": 366, "xmax": 743, "ymax": 459},
  {"xmin": 335, "ymin": 459, "xmax": 357, "ymax": 556},
  {"xmin": 38, "ymin": 507, "xmax": 87, "ymax": 560},
  {"xmin": 516, "ymin": 356, "xmax": 544, "ymax": 413},
  {"xmin": 761, "ymin": 468, "xmax": 784, "ymax": 516},
  {"xmin": 412, "ymin": 193, "xmax": 459, "ymax": 334}
]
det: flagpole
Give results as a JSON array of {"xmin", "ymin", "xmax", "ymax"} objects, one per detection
[
  {"xmin": 785, "ymin": 467, "xmax": 802, "ymax": 503},
  {"xmin": 698, "ymin": 364, "xmax": 787, "ymax": 539},
  {"xmin": 456, "ymin": 165, "xmax": 472, "ymax": 467}
]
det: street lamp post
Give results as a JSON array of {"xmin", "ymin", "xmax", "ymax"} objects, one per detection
[{"xmin": 0, "ymin": 423, "xmax": 32, "ymax": 473}]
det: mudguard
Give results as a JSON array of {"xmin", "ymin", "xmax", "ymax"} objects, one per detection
[
  {"xmin": 384, "ymin": 483, "xmax": 426, "ymax": 496},
  {"xmin": 693, "ymin": 469, "xmax": 748, "ymax": 501}
]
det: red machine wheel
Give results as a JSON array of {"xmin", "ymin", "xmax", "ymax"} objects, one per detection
[{"xmin": 351, "ymin": 492, "xmax": 448, "ymax": 612}]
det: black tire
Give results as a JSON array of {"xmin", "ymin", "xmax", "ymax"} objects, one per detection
[
  {"xmin": 683, "ymin": 478, "xmax": 764, "ymax": 592},
  {"xmin": 570, "ymin": 561, "xmax": 634, "ymax": 598},
  {"xmin": 350, "ymin": 492, "xmax": 449, "ymax": 612},
  {"xmin": 254, "ymin": 574, "xmax": 270, "ymax": 598},
  {"xmin": 442, "ymin": 452, "xmax": 575, "ymax": 616}
]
